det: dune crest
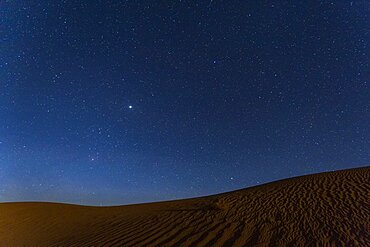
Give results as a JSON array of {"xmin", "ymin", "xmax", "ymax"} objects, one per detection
[{"xmin": 0, "ymin": 166, "xmax": 369, "ymax": 246}]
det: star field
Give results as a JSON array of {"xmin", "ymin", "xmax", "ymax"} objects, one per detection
[{"xmin": 0, "ymin": 1, "xmax": 369, "ymax": 205}]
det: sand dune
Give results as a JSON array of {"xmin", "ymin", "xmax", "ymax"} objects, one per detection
[{"xmin": 0, "ymin": 166, "xmax": 369, "ymax": 246}]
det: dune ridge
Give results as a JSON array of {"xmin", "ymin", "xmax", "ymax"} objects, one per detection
[{"xmin": 0, "ymin": 166, "xmax": 369, "ymax": 246}]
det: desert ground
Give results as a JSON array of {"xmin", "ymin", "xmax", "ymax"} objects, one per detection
[{"xmin": 0, "ymin": 166, "xmax": 369, "ymax": 246}]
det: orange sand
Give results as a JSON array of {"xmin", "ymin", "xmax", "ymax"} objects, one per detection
[{"xmin": 0, "ymin": 166, "xmax": 369, "ymax": 246}]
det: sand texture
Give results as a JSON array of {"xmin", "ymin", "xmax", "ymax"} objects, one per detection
[{"xmin": 0, "ymin": 166, "xmax": 369, "ymax": 246}]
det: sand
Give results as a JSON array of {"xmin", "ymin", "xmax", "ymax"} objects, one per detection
[{"xmin": 0, "ymin": 166, "xmax": 369, "ymax": 246}]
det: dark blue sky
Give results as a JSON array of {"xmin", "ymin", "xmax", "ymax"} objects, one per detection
[{"xmin": 0, "ymin": 1, "xmax": 369, "ymax": 205}]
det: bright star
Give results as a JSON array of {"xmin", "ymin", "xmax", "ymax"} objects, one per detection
[{"xmin": 128, "ymin": 105, "xmax": 133, "ymax": 109}]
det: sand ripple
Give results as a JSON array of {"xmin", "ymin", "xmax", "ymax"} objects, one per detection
[{"xmin": 0, "ymin": 166, "xmax": 369, "ymax": 246}]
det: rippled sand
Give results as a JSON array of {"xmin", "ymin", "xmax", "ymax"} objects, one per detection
[{"xmin": 0, "ymin": 166, "xmax": 369, "ymax": 246}]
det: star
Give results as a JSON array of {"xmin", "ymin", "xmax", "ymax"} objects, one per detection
[{"xmin": 1, "ymin": 0, "xmax": 367, "ymax": 207}]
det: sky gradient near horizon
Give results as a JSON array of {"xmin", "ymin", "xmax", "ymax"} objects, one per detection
[{"xmin": 0, "ymin": 1, "xmax": 369, "ymax": 205}]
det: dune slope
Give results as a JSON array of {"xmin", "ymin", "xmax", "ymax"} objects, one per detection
[{"xmin": 0, "ymin": 166, "xmax": 369, "ymax": 246}]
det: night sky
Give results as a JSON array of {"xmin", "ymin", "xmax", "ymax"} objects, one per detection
[{"xmin": 0, "ymin": 1, "xmax": 369, "ymax": 206}]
